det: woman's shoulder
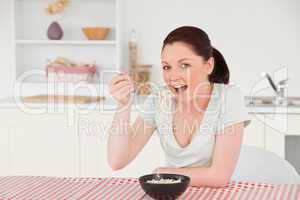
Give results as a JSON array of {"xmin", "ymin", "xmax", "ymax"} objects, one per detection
[
  {"xmin": 214, "ymin": 83, "xmax": 244, "ymax": 99},
  {"xmin": 214, "ymin": 83, "xmax": 251, "ymax": 128},
  {"xmin": 214, "ymin": 83, "xmax": 248, "ymax": 112}
]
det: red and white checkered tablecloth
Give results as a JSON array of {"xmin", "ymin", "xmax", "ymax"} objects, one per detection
[{"xmin": 0, "ymin": 176, "xmax": 299, "ymax": 199}]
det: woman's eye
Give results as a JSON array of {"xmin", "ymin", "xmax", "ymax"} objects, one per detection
[
  {"xmin": 163, "ymin": 65, "xmax": 171, "ymax": 70},
  {"xmin": 181, "ymin": 63, "xmax": 190, "ymax": 69}
]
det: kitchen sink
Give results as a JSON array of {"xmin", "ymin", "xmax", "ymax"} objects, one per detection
[{"xmin": 245, "ymin": 96, "xmax": 300, "ymax": 107}]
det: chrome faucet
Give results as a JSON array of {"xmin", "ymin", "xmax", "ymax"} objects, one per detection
[{"xmin": 261, "ymin": 72, "xmax": 288, "ymax": 105}]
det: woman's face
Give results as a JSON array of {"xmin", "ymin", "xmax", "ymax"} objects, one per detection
[{"xmin": 161, "ymin": 42, "xmax": 214, "ymax": 102}]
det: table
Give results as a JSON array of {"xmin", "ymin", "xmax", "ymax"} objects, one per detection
[{"xmin": 0, "ymin": 176, "xmax": 299, "ymax": 199}]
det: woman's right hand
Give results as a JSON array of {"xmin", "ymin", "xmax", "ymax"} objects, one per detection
[{"xmin": 109, "ymin": 73, "xmax": 135, "ymax": 107}]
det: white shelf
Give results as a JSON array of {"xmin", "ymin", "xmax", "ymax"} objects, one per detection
[
  {"xmin": 16, "ymin": 40, "xmax": 116, "ymax": 45},
  {"xmin": 13, "ymin": 0, "xmax": 122, "ymax": 86},
  {"xmin": 14, "ymin": 81, "xmax": 110, "ymax": 97}
]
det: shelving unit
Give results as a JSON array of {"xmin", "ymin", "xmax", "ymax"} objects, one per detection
[
  {"xmin": 13, "ymin": 0, "xmax": 123, "ymax": 96},
  {"xmin": 15, "ymin": 40, "xmax": 117, "ymax": 45}
]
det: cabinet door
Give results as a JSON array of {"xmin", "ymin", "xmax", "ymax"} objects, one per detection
[
  {"xmin": 264, "ymin": 114, "xmax": 286, "ymax": 158},
  {"xmin": 113, "ymin": 111, "xmax": 164, "ymax": 178},
  {"xmin": 113, "ymin": 131, "xmax": 164, "ymax": 178},
  {"xmin": 286, "ymin": 115, "xmax": 300, "ymax": 136},
  {"xmin": 265, "ymin": 114, "xmax": 300, "ymax": 160},
  {"xmin": 243, "ymin": 114, "xmax": 265, "ymax": 148},
  {"xmin": 0, "ymin": 126, "xmax": 9, "ymax": 176},
  {"xmin": 9, "ymin": 109, "xmax": 79, "ymax": 177},
  {"xmin": 0, "ymin": 109, "xmax": 21, "ymax": 175},
  {"xmin": 78, "ymin": 111, "xmax": 114, "ymax": 177},
  {"xmin": 79, "ymin": 110, "xmax": 164, "ymax": 178}
]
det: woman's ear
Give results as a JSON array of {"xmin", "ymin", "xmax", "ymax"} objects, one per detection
[{"xmin": 206, "ymin": 57, "xmax": 215, "ymax": 75}]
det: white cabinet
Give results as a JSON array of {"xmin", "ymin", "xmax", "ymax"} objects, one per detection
[
  {"xmin": 1, "ymin": 106, "xmax": 299, "ymax": 177},
  {"xmin": 7, "ymin": 110, "xmax": 79, "ymax": 177},
  {"xmin": 243, "ymin": 112, "xmax": 300, "ymax": 173},
  {"xmin": 0, "ymin": 109, "xmax": 20, "ymax": 175},
  {"xmin": 264, "ymin": 114, "xmax": 287, "ymax": 158},
  {"xmin": 286, "ymin": 115, "xmax": 300, "ymax": 135},
  {"xmin": 78, "ymin": 110, "xmax": 164, "ymax": 178},
  {"xmin": 115, "ymin": 132, "xmax": 164, "ymax": 178},
  {"xmin": 264, "ymin": 114, "xmax": 300, "ymax": 159},
  {"xmin": 78, "ymin": 110, "xmax": 114, "ymax": 177},
  {"xmin": 245, "ymin": 113, "xmax": 300, "ymax": 154},
  {"xmin": 0, "ymin": 126, "xmax": 9, "ymax": 176},
  {"xmin": 243, "ymin": 114, "xmax": 265, "ymax": 148},
  {"xmin": 0, "ymin": 107, "xmax": 165, "ymax": 178},
  {"xmin": 265, "ymin": 126, "xmax": 285, "ymax": 158}
]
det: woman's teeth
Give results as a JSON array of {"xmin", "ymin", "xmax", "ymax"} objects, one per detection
[{"xmin": 174, "ymin": 85, "xmax": 188, "ymax": 93}]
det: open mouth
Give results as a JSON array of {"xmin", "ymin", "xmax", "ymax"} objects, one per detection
[{"xmin": 171, "ymin": 85, "xmax": 188, "ymax": 94}]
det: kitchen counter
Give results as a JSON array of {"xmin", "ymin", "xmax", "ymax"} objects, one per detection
[
  {"xmin": 0, "ymin": 96, "xmax": 148, "ymax": 113},
  {"xmin": 246, "ymin": 105, "xmax": 300, "ymax": 114},
  {"xmin": 1, "ymin": 96, "xmax": 300, "ymax": 114},
  {"xmin": 245, "ymin": 96, "xmax": 300, "ymax": 114}
]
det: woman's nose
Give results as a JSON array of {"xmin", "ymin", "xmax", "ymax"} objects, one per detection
[{"xmin": 169, "ymin": 68, "xmax": 181, "ymax": 80}]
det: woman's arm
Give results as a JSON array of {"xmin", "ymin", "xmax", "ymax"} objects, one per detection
[
  {"xmin": 155, "ymin": 122, "xmax": 244, "ymax": 188},
  {"xmin": 107, "ymin": 107, "xmax": 156, "ymax": 170},
  {"xmin": 107, "ymin": 73, "xmax": 157, "ymax": 170}
]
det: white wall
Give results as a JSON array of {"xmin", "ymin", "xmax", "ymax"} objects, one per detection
[
  {"xmin": 0, "ymin": 0, "xmax": 299, "ymax": 97},
  {"xmin": 0, "ymin": 0, "xmax": 14, "ymax": 98},
  {"xmin": 122, "ymin": 0, "xmax": 300, "ymax": 96}
]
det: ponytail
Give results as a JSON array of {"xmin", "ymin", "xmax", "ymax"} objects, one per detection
[{"xmin": 209, "ymin": 47, "xmax": 230, "ymax": 84}]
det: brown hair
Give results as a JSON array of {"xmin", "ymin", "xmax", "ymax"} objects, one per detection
[{"xmin": 162, "ymin": 26, "xmax": 230, "ymax": 84}]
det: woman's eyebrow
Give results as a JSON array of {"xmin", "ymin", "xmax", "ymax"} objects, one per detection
[
  {"xmin": 162, "ymin": 58, "xmax": 193, "ymax": 65},
  {"xmin": 178, "ymin": 58, "xmax": 193, "ymax": 62}
]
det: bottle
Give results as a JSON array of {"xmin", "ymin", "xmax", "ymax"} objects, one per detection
[{"xmin": 129, "ymin": 29, "xmax": 138, "ymax": 69}]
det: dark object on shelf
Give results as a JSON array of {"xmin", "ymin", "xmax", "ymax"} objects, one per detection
[{"xmin": 47, "ymin": 21, "xmax": 63, "ymax": 40}]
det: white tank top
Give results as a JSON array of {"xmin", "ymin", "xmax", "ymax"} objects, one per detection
[{"xmin": 136, "ymin": 83, "xmax": 250, "ymax": 168}]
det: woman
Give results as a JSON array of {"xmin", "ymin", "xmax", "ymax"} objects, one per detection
[{"xmin": 107, "ymin": 26, "xmax": 250, "ymax": 187}]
